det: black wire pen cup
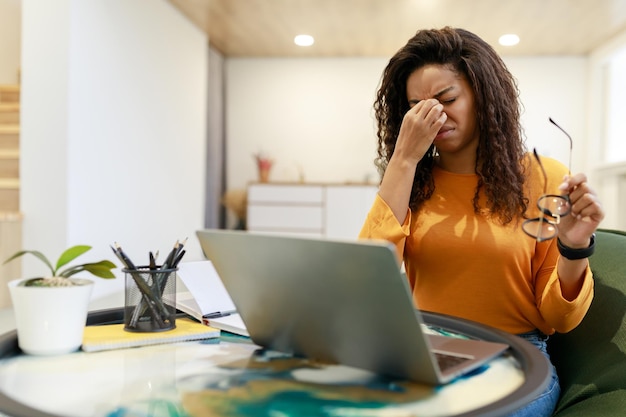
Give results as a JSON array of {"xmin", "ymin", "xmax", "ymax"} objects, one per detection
[{"xmin": 123, "ymin": 266, "xmax": 177, "ymax": 332}]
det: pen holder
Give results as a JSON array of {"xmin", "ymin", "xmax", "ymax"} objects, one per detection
[{"xmin": 123, "ymin": 266, "xmax": 177, "ymax": 333}]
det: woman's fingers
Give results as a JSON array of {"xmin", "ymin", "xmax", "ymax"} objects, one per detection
[{"xmin": 559, "ymin": 173, "xmax": 605, "ymax": 223}]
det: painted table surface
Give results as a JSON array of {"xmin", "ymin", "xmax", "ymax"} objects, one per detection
[{"xmin": 0, "ymin": 328, "xmax": 524, "ymax": 417}]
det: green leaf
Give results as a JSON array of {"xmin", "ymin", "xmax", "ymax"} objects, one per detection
[
  {"xmin": 3, "ymin": 250, "xmax": 55, "ymax": 276},
  {"xmin": 57, "ymin": 265, "xmax": 84, "ymax": 277},
  {"xmin": 56, "ymin": 245, "xmax": 92, "ymax": 272},
  {"xmin": 6, "ymin": 245, "xmax": 117, "ymax": 281},
  {"xmin": 60, "ymin": 260, "xmax": 116, "ymax": 279},
  {"xmin": 83, "ymin": 262, "xmax": 117, "ymax": 279},
  {"xmin": 95, "ymin": 260, "xmax": 116, "ymax": 268}
]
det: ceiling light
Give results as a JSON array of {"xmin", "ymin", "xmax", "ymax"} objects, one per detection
[
  {"xmin": 499, "ymin": 34, "xmax": 520, "ymax": 47},
  {"xmin": 294, "ymin": 34, "xmax": 314, "ymax": 47}
]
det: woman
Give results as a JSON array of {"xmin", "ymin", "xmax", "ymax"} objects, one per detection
[{"xmin": 359, "ymin": 27, "xmax": 604, "ymax": 416}]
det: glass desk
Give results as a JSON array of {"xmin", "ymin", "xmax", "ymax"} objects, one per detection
[{"xmin": 0, "ymin": 308, "xmax": 550, "ymax": 417}]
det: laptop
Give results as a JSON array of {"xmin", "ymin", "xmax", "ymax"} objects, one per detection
[{"xmin": 195, "ymin": 229, "xmax": 509, "ymax": 385}]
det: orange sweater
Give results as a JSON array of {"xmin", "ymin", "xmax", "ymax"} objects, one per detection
[{"xmin": 359, "ymin": 155, "xmax": 593, "ymax": 335}]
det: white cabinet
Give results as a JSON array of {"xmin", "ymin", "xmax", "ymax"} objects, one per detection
[
  {"xmin": 247, "ymin": 184, "xmax": 324, "ymax": 236},
  {"xmin": 247, "ymin": 183, "xmax": 378, "ymax": 238},
  {"xmin": 324, "ymin": 185, "xmax": 379, "ymax": 239}
]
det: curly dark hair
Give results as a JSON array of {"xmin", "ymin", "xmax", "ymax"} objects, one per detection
[{"xmin": 374, "ymin": 27, "xmax": 528, "ymax": 224}]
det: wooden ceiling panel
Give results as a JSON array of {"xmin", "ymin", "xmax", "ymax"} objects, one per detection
[{"xmin": 169, "ymin": 0, "xmax": 626, "ymax": 57}]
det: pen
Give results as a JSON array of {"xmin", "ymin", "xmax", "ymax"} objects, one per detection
[
  {"xmin": 156, "ymin": 239, "xmax": 186, "ymax": 296},
  {"xmin": 166, "ymin": 238, "xmax": 187, "ymax": 268},
  {"xmin": 171, "ymin": 249, "xmax": 186, "ymax": 268},
  {"xmin": 203, "ymin": 309, "xmax": 237, "ymax": 319},
  {"xmin": 162, "ymin": 239, "xmax": 182, "ymax": 269},
  {"xmin": 112, "ymin": 242, "xmax": 137, "ymax": 270},
  {"xmin": 149, "ymin": 251, "xmax": 157, "ymax": 270},
  {"xmin": 111, "ymin": 243, "xmax": 168, "ymax": 328}
]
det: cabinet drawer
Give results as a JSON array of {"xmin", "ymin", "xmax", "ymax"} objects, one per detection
[
  {"xmin": 248, "ymin": 184, "xmax": 323, "ymax": 204},
  {"xmin": 247, "ymin": 206, "xmax": 323, "ymax": 231}
]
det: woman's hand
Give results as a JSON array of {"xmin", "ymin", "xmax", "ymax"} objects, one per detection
[
  {"xmin": 377, "ymin": 99, "xmax": 446, "ymax": 223},
  {"xmin": 557, "ymin": 173, "xmax": 605, "ymax": 248},
  {"xmin": 394, "ymin": 99, "xmax": 447, "ymax": 164}
]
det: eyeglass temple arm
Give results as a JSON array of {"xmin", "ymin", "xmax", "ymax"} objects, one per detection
[
  {"xmin": 548, "ymin": 117, "xmax": 573, "ymax": 175},
  {"xmin": 532, "ymin": 148, "xmax": 548, "ymax": 195}
]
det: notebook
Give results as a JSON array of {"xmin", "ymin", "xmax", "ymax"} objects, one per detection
[
  {"xmin": 82, "ymin": 318, "xmax": 220, "ymax": 352},
  {"xmin": 195, "ymin": 229, "xmax": 509, "ymax": 385}
]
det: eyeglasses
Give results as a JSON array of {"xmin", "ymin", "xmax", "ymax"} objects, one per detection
[{"xmin": 522, "ymin": 118, "xmax": 573, "ymax": 242}]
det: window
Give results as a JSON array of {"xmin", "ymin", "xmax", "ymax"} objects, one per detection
[{"xmin": 604, "ymin": 46, "xmax": 626, "ymax": 163}]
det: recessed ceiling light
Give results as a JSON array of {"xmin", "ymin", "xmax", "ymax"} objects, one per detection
[
  {"xmin": 294, "ymin": 34, "xmax": 314, "ymax": 47},
  {"xmin": 499, "ymin": 34, "xmax": 520, "ymax": 47}
]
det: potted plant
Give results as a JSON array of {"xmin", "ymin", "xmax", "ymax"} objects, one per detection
[{"xmin": 4, "ymin": 245, "xmax": 116, "ymax": 355}]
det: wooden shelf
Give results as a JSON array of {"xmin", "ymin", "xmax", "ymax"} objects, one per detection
[
  {"xmin": 0, "ymin": 85, "xmax": 20, "ymax": 212},
  {"xmin": 0, "ymin": 84, "xmax": 22, "ymax": 308},
  {"xmin": 0, "ymin": 149, "xmax": 19, "ymax": 159},
  {"xmin": 0, "ymin": 178, "xmax": 19, "ymax": 188},
  {"xmin": 0, "ymin": 211, "xmax": 22, "ymax": 221},
  {"xmin": 0, "ymin": 103, "xmax": 20, "ymax": 111},
  {"xmin": 0, "ymin": 103, "xmax": 20, "ymax": 124},
  {"xmin": 0, "ymin": 125, "xmax": 19, "ymax": 134},
  {"xmin": 0, "ymin": 85, "xmax": 20, "ymax": 103},
  {"xmin": 0, "ymin": 125, "xmax": 19, "ymax": 152}
]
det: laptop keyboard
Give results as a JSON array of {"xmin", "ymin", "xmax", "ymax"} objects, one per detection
[{"xmin": 434, "ymin": 352, "xmax": 472, "ymax": 372}]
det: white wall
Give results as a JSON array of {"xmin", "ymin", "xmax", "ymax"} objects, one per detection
[
  {"xmin": 0, "ymin": 0, "xmax": 21, "ymax": 84},
  {"xmin": 506, "ymin": 56, "xmax": 587, "ymax": 173},
  {"xmin": 225, "ymin": 56, "xmax": 586, "ymax": 191},
  {"xmin": 21, "ymin": 0, "xmax": 71, "ymax": 280},
  {"xmin": 225, "ymin": 58, "xmax": 386, "ymax": 190},
  {"xmin": 20, "ymin": 0, "xmax": 208, "ymax": 306}
]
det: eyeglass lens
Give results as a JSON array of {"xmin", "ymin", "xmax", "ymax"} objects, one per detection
[
  {"xmin": 537, "ymin": 195, "xmax": 571, "ymax": 217},
  {"xmin": 523, "ymin": 217, "xmax": 558, "ymax": 242}
]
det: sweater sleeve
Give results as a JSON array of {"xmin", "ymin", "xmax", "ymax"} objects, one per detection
[
  {"xmin": 358, "ymin": 194, "xmax": 411, "ymax": 263},
  {"xmin": 538, "ymin": 260, "xmax": 594, "ymax": 333}
]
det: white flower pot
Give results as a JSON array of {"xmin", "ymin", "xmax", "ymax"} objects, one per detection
[{"xmin": 8, "ymin": 278, "xmax": 94, "ymax": 355}]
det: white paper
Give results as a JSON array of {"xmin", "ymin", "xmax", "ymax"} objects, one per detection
[
  {"xmin": 206, "ymin": 313, "xmax": 249, "ymax": 337},
  {"xmin": 175, "ymin": 260, "xmax": 236, "ymax": 318}
]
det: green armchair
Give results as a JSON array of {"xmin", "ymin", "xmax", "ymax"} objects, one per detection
[{"xmin": 548, "ymin": 228, "xmax": 626, "ymax": 416}]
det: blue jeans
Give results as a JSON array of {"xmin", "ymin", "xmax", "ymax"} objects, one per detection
[{"xmin": 506, "ymin": 330, "xmax": 561, "ymax": 417}]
